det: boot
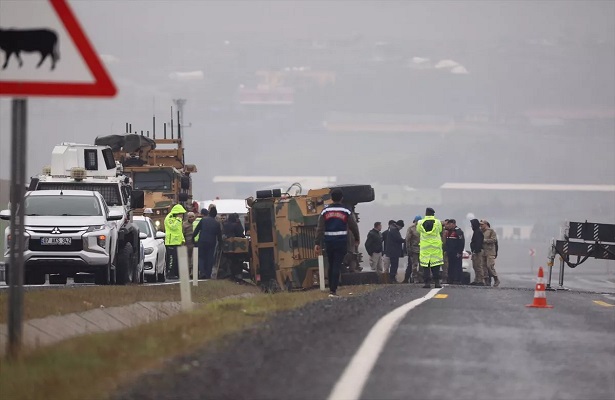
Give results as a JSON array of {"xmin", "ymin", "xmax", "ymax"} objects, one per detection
[
  {"xmin": 434, "ymin": 279, "xmax": 442, "ymax": 289},
  {"xmin": 422, "ymin": 282, "xmax": 431, "ymax": 288},
  {"xmin": 493, "ymin": 276, "xmax": 500, "ymax": 287}
]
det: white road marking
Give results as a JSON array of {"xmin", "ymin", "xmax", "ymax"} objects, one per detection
[{"xmin": 327, "ymin": 288, "xmax": 442, "ymax": 400}]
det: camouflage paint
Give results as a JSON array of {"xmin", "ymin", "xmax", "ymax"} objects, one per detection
[{"xmin": 245, "ymin": 186, "xmax": 374, "ymax": 291}]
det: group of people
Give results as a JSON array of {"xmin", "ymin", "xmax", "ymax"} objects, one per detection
[
  {"xmin": 162, "ymin": 204, "xmax": 245, "ymax": 281},
  {"xmin": 365, "ymin": 208, "xmax": 500, "ymax": 288}
]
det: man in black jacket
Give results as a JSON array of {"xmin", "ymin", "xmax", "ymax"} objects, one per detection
[
  {"xmin": 445, "ymin": 219, "xmax": 465, "ymax": 284},
  {"xmin": 193, "ymin": 206, "xmax": 223, "ymax": 279},
  {"xmin": 381, "ymin": 220, "xmax": 395, "ymax": 274},
  {"xmin": 384, "ymin": 220, "xmax": 405, "ymax": 283},
  {"xmin": 365, "ymin": 222, "xmax": 383, "ymax": 272},
  {"xmin": 470, "ymin": 218, "xmax": 485, "ymax": 285}
]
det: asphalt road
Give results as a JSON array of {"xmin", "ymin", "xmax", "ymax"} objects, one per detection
[{"xmin": 114, "ymin": 281, "xmax": 615, "ymax": 400}]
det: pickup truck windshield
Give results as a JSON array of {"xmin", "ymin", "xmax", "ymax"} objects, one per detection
[{"xmin": 25, "ymin": 196, "xmax": 102, "ymax": 216}]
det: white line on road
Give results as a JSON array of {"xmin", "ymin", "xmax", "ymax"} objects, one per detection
[{"xmin": 327, "ymin": 288, "xmax": 442, "ymax": 400}]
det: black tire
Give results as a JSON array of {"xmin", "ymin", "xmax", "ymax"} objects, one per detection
[
  {"xmin": 25, "ymin": 271, "xmax": 46, "ymax": 285},
  {"xmin": 95, "ymin": 265, "xmax": 111, "ymax": 285},
  {"xmin": 157, "ymin": 259, "xmax": 166, "ymax": 282},
  {"xmin": 462, "ymin": 271, "xmax": 471, "ymax": 285},
  {"xmin": 49, "ymin": 274, "xmax": 67, "ymax": 285},
  {"xmin": 330, "ymin": 184, "xmax": 374, "ymax": 204},
  {"xmin": 115, "ymin": 242, "xmax": 134, "ymax": 285}
]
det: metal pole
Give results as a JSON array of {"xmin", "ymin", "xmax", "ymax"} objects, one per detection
[
  {"xmin": 557, "ymin": 256, "xmax": 569, "ymax": 290},
  {"xmin": 7, "ymin": 98, "xmax": 27, "ymax": 360}
]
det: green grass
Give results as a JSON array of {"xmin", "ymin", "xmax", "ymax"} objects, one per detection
[
  {"xmin": 0, "ymin": 284, "xmax": 380, "ymax": 400},
  {"xmin": 0, "ymin": 280, "xmax": 262, "ymax": 323}
]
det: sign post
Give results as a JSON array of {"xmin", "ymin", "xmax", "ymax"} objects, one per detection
[
  {"xmin": 529, "ymin": 248, "xmax": 536, "ymax": 274},
  {"xmin": 1, "ymin": 0, "xmax": 116, "ymax": 359},
  {"xmin": 7, "ymin": 99, "xmax": 27, "ymax": 360}
]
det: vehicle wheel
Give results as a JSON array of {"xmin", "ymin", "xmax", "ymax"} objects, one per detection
[
  {"xmin": 157, "ymin": 262, "xmax": 166, "ymax": 282},
  {"xmin": 25, "ymin": 271, "xmax": 46, "ymax": 285},
  {"xmin": 49, "ymin": 274, "xmax": 67, "ymax": 285},
  {"xmin": 95, "ymin": 265, "xmax": 111, "ymax": 285},
  {"xmin": 330, "ymin": 184, "xmax": 374, "ymax": 204},
  {"xmin": 462, "ymin": 271, "xmax": 471, "ymax": 285},
  {"xmin": 116, "ymin": 242, "xmax": 134, "ymax": 285}
]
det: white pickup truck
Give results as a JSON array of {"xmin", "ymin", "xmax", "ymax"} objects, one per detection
[{"xmin": 1, "ymin": 190, "xmax": 142, "ymax": 285}]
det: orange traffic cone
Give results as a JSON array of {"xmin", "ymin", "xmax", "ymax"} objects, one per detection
[{"xmin": 526, "ymin": 266, "xmax": 553, "ymax": 308}]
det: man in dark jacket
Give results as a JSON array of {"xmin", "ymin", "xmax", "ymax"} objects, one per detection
[
  {"xmin": 193, "ymin": 206, "xmax": 223, "ymax": 279},
  {"xmin": 365, "ymin": 221, "xmax": 383, "ymax": 272},
  {"xmin": 470, "ymin": 218, "xmax": 485, "ymax": 285},
  {"xmin": 445, "ymin": 219, "xmax": 465, "ymax": 284},
  {"xmin": 314, "ymin": 188, "xmax": 361, "ymax": 297},
  {"xmin": 219, "ymin": 213, "xmax": 246, "ymax": 281},
  {"xmin": 385, "ymin": 220, "xmax": 405, "ymax": 283},
  {"xmin": 381, "ymin": 220, "xmax": 395, "ymax": 274}
]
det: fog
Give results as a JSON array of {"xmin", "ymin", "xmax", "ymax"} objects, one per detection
[{"xmin": 1, "ymin": 0, "xmax": 614, "ymax": 244}]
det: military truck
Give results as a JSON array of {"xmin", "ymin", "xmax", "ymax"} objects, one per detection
[
  {"xmin": 28, "ymin": 143, "xmax": 145, "ymax": 284},
  {"xmin": 222, "ymin": 184, "xmax": 377, "ymax": 291},
  {"xmin": 94, "ymin": 133, "xmax": 197, "ymax": 231}
]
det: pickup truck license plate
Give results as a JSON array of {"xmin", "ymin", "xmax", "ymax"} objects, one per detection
[{"xmin": 41, "ymin": 237, "xmax": 72, "ymax": 245}]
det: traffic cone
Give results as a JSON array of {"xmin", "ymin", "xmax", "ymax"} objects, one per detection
[{"xmin": 526, "ymin": 266, "xmax": 553, "ymax": 308}]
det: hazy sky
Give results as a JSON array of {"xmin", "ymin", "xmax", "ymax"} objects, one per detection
[{"xmin": 1, "ymin": 0, "xmax": 614, "ymax": 203}]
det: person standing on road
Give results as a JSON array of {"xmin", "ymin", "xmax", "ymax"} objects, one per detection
[
  {"xmin": 470, "ymin": 218, "xmax": 485, "ymax": 285},
  {"xmin": 314, "ymin": 188, "xmax": 360, "ymax": 298},
  {"xmin": 480, "ymin": 220, "xmax": 500, "ymax": 287},
  {"xmin": 365, "ymin": 221, "xmax": 384, "ymax": 272},
  {"xmin": 193, "ymin": 206, "xmax": 222, "ymax": 279},
  {"xmin": 381, "ymin": 220, "xmax": 395, "ymax": 274},
  {"xmin": 403, "ymin": 215, "xmax": 422, "ymax": 284},
  {"xmin": 164, "ymin": 204, "xmax": 187, "ymax": 279},
  {"xmin": 417, "ymin": 208, "xmax": 444, "ymax": 288},
  {"xmin": 183, "ymin": 212, "xmax": 196, "ymax": 278},
  {"xmin": 445, "ymin": 219, "xmax": 465, "ymax": 284},
  {"xmin": 441, "ymin": 218, "xmax": 450, "ymax": 284},
  {"xmin": 385, "ymin": 220, "xmax": 405, "ymax": 283}
]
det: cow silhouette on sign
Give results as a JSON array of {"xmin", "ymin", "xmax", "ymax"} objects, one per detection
[{"xmin": 0, "ymin": 28, "xmax": 60, "ymax": 70}]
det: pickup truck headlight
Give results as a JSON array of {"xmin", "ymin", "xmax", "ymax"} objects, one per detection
[
  {"xmin": 144, "ymin": 247, "xmax": 154, "ymax": 255},
  {"xmin": 87, "ymin": 225, "xmax": 106, "ymax": 233},
  {"xmin": 97, "ymin": 235, "xmax": 107, "ymax": 248}
]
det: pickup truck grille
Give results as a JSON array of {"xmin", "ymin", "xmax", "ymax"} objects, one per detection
[{"xmin": 29, "ymin": 239, "xmax": 83, "ymax": 252}]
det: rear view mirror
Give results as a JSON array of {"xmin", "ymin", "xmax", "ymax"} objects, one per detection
[
  {"xmin": 139, "ymin": 232, "xmax": 147, "ymax": 240},
  {"xmin": 0, "ymin": 210, "xmax": 10, "ymax": 221},
  {"xmin": 155, "ymin": 231, "xmax": 166, "ymax": 239},
  {"xmin": 131, "ymin": 190, "xmax": 145, "ymax": 209},
  {"xmin": 108, "ymin": 210, "xmax": 123, "ymax": 221}
]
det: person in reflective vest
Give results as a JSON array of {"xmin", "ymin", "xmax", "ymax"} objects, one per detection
[{"xmin": 417, "ymin": 207, "xmax": 444, "ymax": 288}]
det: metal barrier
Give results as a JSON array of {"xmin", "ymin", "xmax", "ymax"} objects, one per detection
[{"xmin": 546, "ymin": 221, "xmax": 615, "ymax": 291}]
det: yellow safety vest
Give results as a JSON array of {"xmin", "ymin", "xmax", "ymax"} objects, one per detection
[
  {"xmin": 417, "ymin": 216, "xmax": 444, "ymax": 268},
  {"xmin": 192, "ymin": 218, "xmax": 201, "ymax": 242}
]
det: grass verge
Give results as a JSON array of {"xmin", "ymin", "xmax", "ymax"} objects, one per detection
[
  {"xmin": 0, "ymin": 281, "xmax": 262, "ymax": 323},
  {"xmin": 0, "ymin": 284, "xmax": 380, "ymax": 400}
]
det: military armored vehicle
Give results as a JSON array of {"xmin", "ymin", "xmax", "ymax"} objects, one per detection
[
  {"xmin": 94, "ymin": 133, "xmax": 197, "ymax": 231},
  {"xmin": 224, "ymin": 184, "xmax": 377, "ymax": 291}
]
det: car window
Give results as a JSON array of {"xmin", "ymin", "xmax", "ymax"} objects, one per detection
[
  {"xmin": 134, "ymin": 220, "xmax": 152, "ymax": 237},
  {"xmin": 25, "ymin": 195, "xmax": 102, "ymax": 216}
]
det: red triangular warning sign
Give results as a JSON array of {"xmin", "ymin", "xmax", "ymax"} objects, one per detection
[{"xmin": 0, "ymin": 0, "xmax": 116, "ymax": 97}]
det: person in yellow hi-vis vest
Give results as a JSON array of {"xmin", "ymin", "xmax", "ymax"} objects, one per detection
[{"xmin": 417, "ymin": 207, "xmax": 444, "ymax": 289}]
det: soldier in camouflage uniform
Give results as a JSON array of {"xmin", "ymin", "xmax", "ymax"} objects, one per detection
[
  {"xmin": 403, "ymin": 215, "xmax": 422, "ymax": 283},
  {"xmin": 480, "ymin": 220, "xmax": 500, "ymax": 287}
]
